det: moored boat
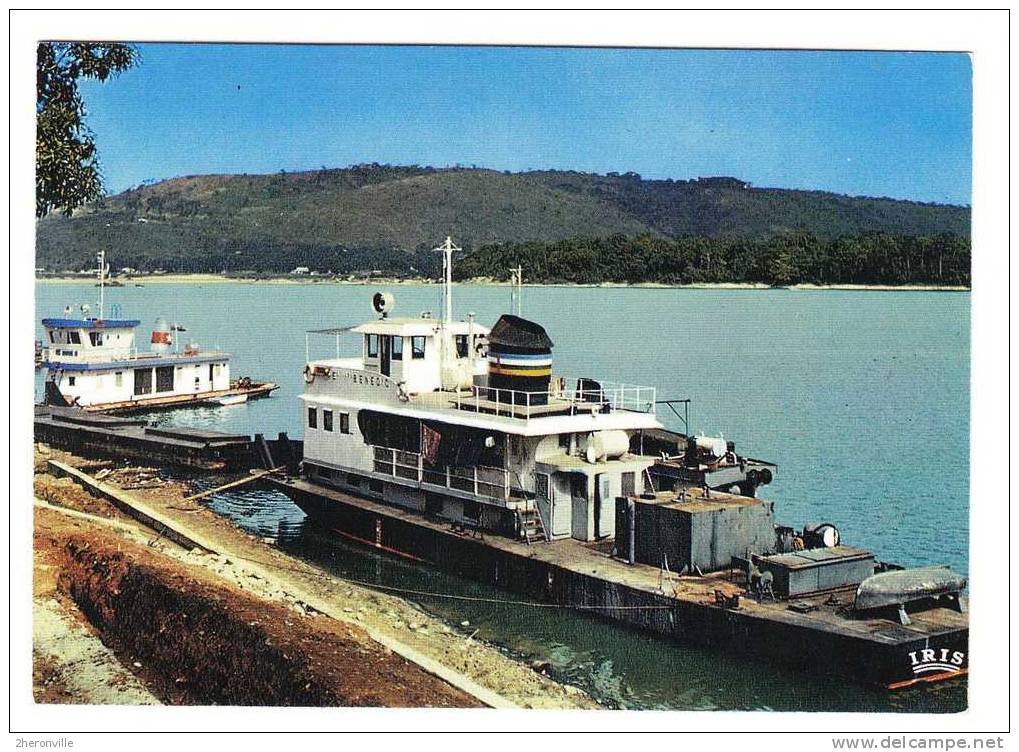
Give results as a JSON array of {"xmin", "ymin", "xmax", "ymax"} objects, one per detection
[
  {"xmin": 269, "ymin": 237, "xmax": 967, "ymax": 689},
  {"xmin": 39, "ymin": 251, "xmax": 279, "ymax": 413}
]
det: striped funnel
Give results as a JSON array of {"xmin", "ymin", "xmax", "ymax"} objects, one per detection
[{"xmin": 487, "ymin": 315, "xmax": 554, "ymax": 404}]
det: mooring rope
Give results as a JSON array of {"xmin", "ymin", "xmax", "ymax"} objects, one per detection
[{"xmin": 217, "ymin": 546, "xmax": 683, "ymax": 611}]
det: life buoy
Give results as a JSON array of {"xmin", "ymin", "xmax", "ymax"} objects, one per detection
[{"xmin": 303, "ymin": 365, "xmax": 315, "ymax": 383}]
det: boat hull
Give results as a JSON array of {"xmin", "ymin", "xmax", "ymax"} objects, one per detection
[
  {"xmin": 70, "ymin": 382, "xmax": 279, "ymax": 414},
  {"xmin": 272, "ymin": 476, "xmax": 968, "ymax": 692}
]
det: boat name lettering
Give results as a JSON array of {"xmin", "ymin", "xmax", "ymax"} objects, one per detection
[{"xmin": 344, "ymin": 371, "xmax": 390, "ymax": 387}]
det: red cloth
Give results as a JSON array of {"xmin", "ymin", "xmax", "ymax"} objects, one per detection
[{"xmin": 421, "ymin": 423, "xmax": 442, "ymax": 466}]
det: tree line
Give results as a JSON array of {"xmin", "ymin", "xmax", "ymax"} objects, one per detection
[{"xmin": 454, "ymin": 233, "xmax": 970, "ymax": 287}]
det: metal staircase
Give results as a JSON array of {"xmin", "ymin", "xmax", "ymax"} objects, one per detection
[{"xmin": 519, "ymin": 502, "xmax": 549, "ymax": 544}]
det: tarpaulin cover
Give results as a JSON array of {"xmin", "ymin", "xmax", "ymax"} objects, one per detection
[
  {"xmin": 488, "ymin": 315, "xmax": 554, "ymax": 352},
  {"xmin": 853, "ymin": 566, "xmax": 967, "ymax": 611}
]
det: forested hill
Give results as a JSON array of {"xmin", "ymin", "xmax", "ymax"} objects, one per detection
[{"xmin": 35, "ymin": 164, "xmax": 969, "ymax": 278}]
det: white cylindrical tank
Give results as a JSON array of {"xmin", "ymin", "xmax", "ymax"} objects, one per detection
[
  {"xmin": 584, "ymin": 430, "xmax": 630, "ymax": 463},
  {"xmin": 151, "ymin": 317, "xmax": 172, "ymax": 353},
  {"xmin": 695, "ymin": 434, "xmax": 727, "ymax": 458}
]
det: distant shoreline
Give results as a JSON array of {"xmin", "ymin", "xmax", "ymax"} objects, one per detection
[{"xmin": 34, "ymin": 274, "xmax": 971, "ymax": 292}]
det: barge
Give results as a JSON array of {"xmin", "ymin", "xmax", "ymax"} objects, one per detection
[
  {"xmin": 39, "ymin": 251, "xmax": 278, "ymax": 413},
  {"xmin": 270, "ymin": 237, "xmax": 968, "ymax": 690}
]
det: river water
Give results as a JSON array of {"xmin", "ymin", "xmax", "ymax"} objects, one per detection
[{"xmin": 36, "ymin": 281, "xmax": 969, "ymax": 712}]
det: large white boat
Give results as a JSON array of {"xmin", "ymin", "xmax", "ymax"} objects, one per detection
[
  {"xmin": 296, "ymin": 238, "xmax": 771, "ymax": 542},
  {"xmin": 40, "ymin": 252, "xmax": 278, "ymax": 413}
]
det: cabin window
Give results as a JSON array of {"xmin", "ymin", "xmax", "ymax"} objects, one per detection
[
  {"xmin": 622, "ymin": 471, "xmax": 636, "ymax": 497},
  {"xmin": 535, "ymin": 472, "xmax": 551, "ymax": 501},
  {"xmin": 155, "ymin": 365, "xmax": 175, "ymax": 393},
  {"xmin": 89, "ymin": 332, "xmax": 103, "ymax": 346},
  {"xmin": 346, "ymin": 473, "xmax": 360, "ymax": 486},
  {"xmin": 134, "ymin": 368, "xmax": 153, "ymax": 395},
  {"xmin": 68, "ymin": 331, "xmax": 81, "ymax": 345},
  {"xmin": 307, "ymin": 407, "xmax": 317, "ymax": 429},
  {"xmin": 115, "ymin": 371, "xmax": 123, "ymax": 387},
  {"xmin": 392, "ymin": 335, "xmax": 403, "ymax": 360},
  {"xmin": 340, "ymin": 412, "xmax": 350, "ymax": 434},
  {"xmin": 366, "ymin": 334, "xmax": 379, "ymax": 358},
  {"xmin": 411, "ymin": 336, "xmax": 426, "ymax": 359},
  {"xmin": 67, "ymin": 376, "xmax": 76, "ymax": 387},
  {"xmin": 455, "ymin": 334, "xmax": 469, "ymax": 358},
  {"xmin": 208, "ymin": 364, "xmax": 214, "ymax": 382},
  {"xmin": 323, "ymin": 409, "xmax": 334, "ymax": 432},
  {"xmin": 558, "ymin": 433, "xmax": 572, "ymax": 451}
]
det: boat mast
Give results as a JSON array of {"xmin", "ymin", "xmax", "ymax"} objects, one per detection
[
  {"xmin": 434, "ymin": 236, "xmax": 461, "ymax": 324},
  {"xmin": 509, "ymin": 265, "xmax": 523, "ymax": 316},
  {"xmin": 95, "ymin": 250, "xmax": 107, "ymax": 320}
]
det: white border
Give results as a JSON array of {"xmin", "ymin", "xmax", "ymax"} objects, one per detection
[{"xmin": 8, "ymin": 8, "xmax": 1011, "ymax": 741}]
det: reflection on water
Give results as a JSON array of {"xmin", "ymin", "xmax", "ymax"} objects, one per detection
[{"xmin": 37, "ymin": 282, "xmax": 969, "ymax": 712}]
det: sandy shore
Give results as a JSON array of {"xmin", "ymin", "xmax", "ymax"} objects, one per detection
[{"xmin": 36, "ymin": 275, "xmax": 970, "ymax": 291}]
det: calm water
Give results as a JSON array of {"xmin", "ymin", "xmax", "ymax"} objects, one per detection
[{"xmin": 35, "ymin": 281, "xmax": 970, "ymax": 711}]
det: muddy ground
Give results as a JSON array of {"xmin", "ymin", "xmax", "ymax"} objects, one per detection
[{"xmin": 32, "ymin": 446, "xmax": 597, "ymax": 708}]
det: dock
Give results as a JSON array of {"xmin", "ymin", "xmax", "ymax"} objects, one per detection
[{"xmin": 34, "ymin": 405, "xmax": 300, "ymax": 471}]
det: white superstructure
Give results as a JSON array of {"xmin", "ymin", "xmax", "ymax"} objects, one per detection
[
  {"xmin": 300, "ymin": 238, "xmax": 662, "ymax": 543},
  {"xmin": 41, "ymin": 251, "xmax": 234, "ymax": 411}
]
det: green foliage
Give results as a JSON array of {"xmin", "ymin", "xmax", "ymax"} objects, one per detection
[
  {"xmin": 36, "ymin": 42, "xmax": 138, "ymax": 217},
  {"xmin": 455, "ymin": 233, "xmax": 971, "ymax": 287},
  {"xmin": 36, "ymin": 166, "xmax": 970, "ymax": 282}
]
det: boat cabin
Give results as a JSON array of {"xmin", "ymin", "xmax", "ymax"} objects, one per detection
[{"xmin": 301, "ymin": 295, "xmax": 661, "ymax": 544}]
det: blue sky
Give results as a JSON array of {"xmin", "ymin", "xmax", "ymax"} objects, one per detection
[{"xmin": 79, "ymin": 44, "xmax": 972, "ymax": 204}]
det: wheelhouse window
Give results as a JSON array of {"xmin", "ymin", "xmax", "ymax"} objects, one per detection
[
  {"xmin": 68, "ymin": 331, "xmax": 81, "ymax": 345},
  {"xmin": 340, "ymin": 412, "xmax": 350, "ymax": 434},
  {"xmin": 455, "ymin": 334, "xmax": 469, "ymax": 358},
  {"xmin": 48, "ymin": 331, "xmax": 55, "ymax": 344},
  {"xmin": 89, "ymin": 332, "xmax": 104, "ymax": 346},
  {"xmin": 323, "ymin": 409, "xmax": 334, "ymax": 432},
  {"xmin": 307, "ymin": 407, "xmax": 317, "ymax": 429},
  {"xmin": 392, "ymin": 336, "xmax": 403, "ymax": 360},
  {"xmin": 366, "ymin": 334, "xmax": 379, "ymax": 358},
  {"xmin": 411, "ymin": 336, "xmax": 426, "ymax": 359},
  {"xmin": 68, "ymin": 376, "xmax": 76, "ymax": 386}
]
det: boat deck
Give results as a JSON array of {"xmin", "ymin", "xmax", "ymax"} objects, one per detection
[{"xmin": 277, "ymin": 477, "xmax": 967, "ymax": 648}]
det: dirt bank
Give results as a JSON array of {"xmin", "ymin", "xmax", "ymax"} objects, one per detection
[
  {"xmin": 35, "ymin": 506, "xmax": 481, "ymax": 707},
  {"xmin": 33, "ymin": 450, "xmax": 596, "ymax": 708}
]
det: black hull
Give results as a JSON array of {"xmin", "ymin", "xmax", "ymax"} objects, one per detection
[{"xmin": 273, "ymin": 477, "xmax": 969, "ymax": 693}]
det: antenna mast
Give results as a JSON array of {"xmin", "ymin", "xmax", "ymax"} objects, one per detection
[
  {"xmin": 95, "ymin": 250, "xmax": 107, "ymax": 320},
  {"xmin": 434, "ymin": 236, "xmax": 461, "ymax": 324},
  {"xmin": 509, "ymin": 265, "xmax": 523, "ymax": 316}
]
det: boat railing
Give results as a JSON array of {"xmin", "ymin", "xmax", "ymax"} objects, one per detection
[
  {"xmin": 371, "ymin": 445, "xmax": 512, "ymax": 503},
  {"xmin": 412, "ymin": 377, "xmax": 656, "ymax": 419},
  {"xmin": 43, "ymin": 346, "xmax": 230, "ymax": 364}
]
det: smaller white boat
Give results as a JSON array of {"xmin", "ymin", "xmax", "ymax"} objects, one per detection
[{"xmin": 212, "ymin": 393, "xmax": 249, "ymax": 406}]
